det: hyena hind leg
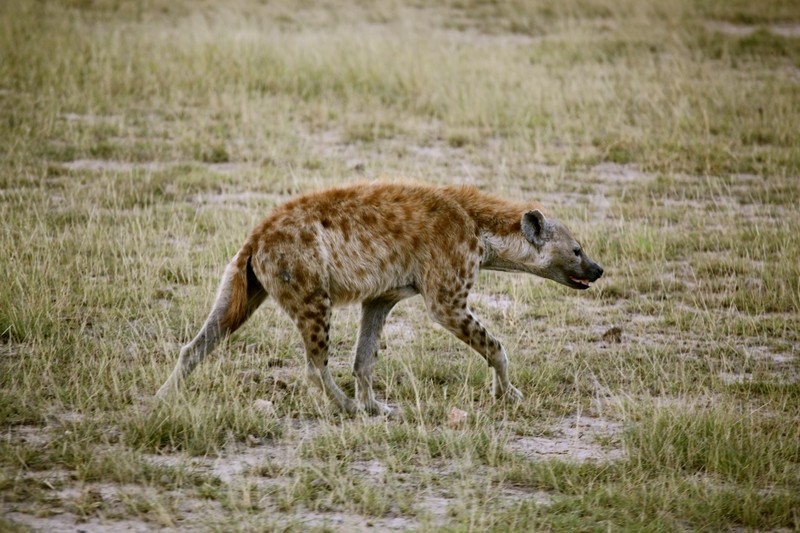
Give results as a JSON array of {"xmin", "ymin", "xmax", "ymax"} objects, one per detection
[
  {"xmin": 292, "ymin": 294, "xmax": 357, "ymax": 415},
  {"xmin": 353, "ymin": 297, "xmax": 401, "ymax": 416},
  {"xmin": 156, "ymin": 256, "xmax": 267, "ymax": 399},
  {"xmin": 156, "ymin": 321, "xmax": 222, "ymax": 399}
]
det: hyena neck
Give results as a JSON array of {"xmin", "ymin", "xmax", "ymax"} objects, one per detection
[
  {"xmin": 478, "ymin": 231, "xmax": 542, "ymax": 274},
  {"xmin": 443, "ymin": 185, "xmax": 543, "ymax": 275},
  {"xmin": 444, "ymin": 185, "xmax": 528, "ymax": 237}
]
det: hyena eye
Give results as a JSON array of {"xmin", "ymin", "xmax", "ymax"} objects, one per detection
[{"xmin": 573, "ymin": 248, "xmax": 581, "ymax": 257}]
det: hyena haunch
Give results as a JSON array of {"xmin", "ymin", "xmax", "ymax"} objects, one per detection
[{"xmin": 157, "ymin": 182, "xmax": 604, "ymax": 415}]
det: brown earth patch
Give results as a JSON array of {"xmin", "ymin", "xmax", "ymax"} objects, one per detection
[{"xmin": 507, "ymin": 414, "xmax": 624, "ymax": 463}]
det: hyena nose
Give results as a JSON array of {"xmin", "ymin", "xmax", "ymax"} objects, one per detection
[{"xmin": 593, "ymin": 264, "xmax": 604, "ymax": 280}]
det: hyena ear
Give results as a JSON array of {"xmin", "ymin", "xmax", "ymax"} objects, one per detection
[{"xmin": 521, "ymin": 210, "xmax": 548, "ymax": 248}]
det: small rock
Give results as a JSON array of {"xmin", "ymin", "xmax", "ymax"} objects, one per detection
[
  {"xmin": 253, "ymin": 399, "xmax": 276, "ymax": 416},
  {"xmin": 602, "ymin": 326, "xmax": 622, "ymax": 343},
  {"xmin": 447, "ymin": 407, "xmax": 469, "ymax": 429}
]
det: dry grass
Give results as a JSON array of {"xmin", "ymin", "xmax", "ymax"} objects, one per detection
[{"xmin": 1, "ymin": 0, "xmax": 798, "ymax": 530}]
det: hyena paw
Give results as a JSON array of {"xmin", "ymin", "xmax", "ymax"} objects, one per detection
[
  {"xmin": 328, "ymin": 394, "xmax": 358, "ymax": 415},
  {"xmin": 340, "ymin": 398, "xmax": 359, "ymax": 415},
  {"xmin": 364, "ymin": 400, "xmax": 395, "ymax": 418},
  {"xmin": 496, "ymin": 385, "xmax": 524, "ymax": 402}
]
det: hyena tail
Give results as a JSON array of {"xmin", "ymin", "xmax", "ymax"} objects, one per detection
[{"xmin": 156, "ymin": 244, "xmax": 267, "ymax": 399}]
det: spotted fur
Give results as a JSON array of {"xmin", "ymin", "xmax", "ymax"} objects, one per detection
[{"xmin": 156, "ymin": 182, "xmax": 604, "ymax": 414}]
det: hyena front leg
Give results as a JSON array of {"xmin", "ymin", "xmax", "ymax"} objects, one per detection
[
  {"xmin": 353, "ymin": 293, "xmax": 409, "ymax": 416},
  {"xmin": 425, "ymin": 289, "xmax": 524, "ymax": 402},
  {"xmin": 290, "ymin": 293, "xmax": 357, "ymax": 415}
]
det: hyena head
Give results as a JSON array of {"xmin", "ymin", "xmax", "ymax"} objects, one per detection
[{"xmin": 520, "ymin": 210, "xmax": 604, "ymax": 290}]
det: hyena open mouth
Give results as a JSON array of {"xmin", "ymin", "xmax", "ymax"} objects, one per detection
[{"xmin": 569, "ymin": 277, "xmax": 593, "ymax": 289}]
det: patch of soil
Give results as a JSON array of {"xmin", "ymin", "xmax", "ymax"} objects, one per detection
[
  {"xmin": 350, "ymin": 459, "xmax": 386, "ymax": 478},
  {"xmin": 5, "ymin": 480, "xmax": 221, "ymax": 533},
  {"xmin": 507, "ymin": 414, "xmax": 624, "ymax": 463},
  {"xmin": 382, "ymin": 317, "xmax": 417, "ymax": 343},
  {"xmin": 61, "ymin": 113, "xmax": 121, "ymax": 125},
  {"xmin": 4, "ymin": 425, "xmax": 50, "ymax": 447},
  {"xmin": 4, "ymin": 512, "xmax": 156, "ymax": 533},
  {"xmin": 719, "ymin": 372, "xmax": 754, "ymax": 385},
  {"xmin": 57, "ymin": 159, "xmax": 258, "ymax": 178},
  {"xmin": 414, "ymin": 494, "xmax": 452, "ymax": 524},
  {"xmin": 60, "ymin": 159, "xmax": 173, "ymax": 173},
  {"xmin": 207, "ymin": 443, "xmax": 294, "ymax": 485},
  {"xmin": 591, "ymin": 162, "xmax": 651, "ymax": 184},
  {"xmin": 719, "ymin": 344, "xmax": 798, "ymax": 385},
  {"xmin": 705, "ymin": 21, "xmax": 800, "ymax": 38},
  {"xmin": 299, "ymin": 510, "xmax": 416, "ymax": 532},
  {"xmin": 469, "ymin": 292, "xmax": 516, "ymax": 314},
  {"xmin": 748, "ymin": 345, "xmax": 797, "ymax": 365},
  {"xmin": 500, "ymin": 486, "xmax": 554, "ymax": 506},
  {"xmin": 192, "ymin": 191, "xmax": 285, "ymax": 205}
]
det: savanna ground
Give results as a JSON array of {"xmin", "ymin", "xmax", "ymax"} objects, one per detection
[{"xmin": 1, "ymin": 0, "xmax": 799, "ymax": 531}]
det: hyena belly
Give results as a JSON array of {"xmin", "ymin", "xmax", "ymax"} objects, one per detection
[{"xmin": 322, "ymin": 228, "xmax": 422, "ymax": 306}]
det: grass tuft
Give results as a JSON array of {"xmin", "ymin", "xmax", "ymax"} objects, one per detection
[{"xmin": 122, "ymin": 399, "xmax": 282, "ymax": 456}]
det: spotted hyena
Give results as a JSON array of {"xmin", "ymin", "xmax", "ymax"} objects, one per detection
[{"xmin": 156, "ymin": 182, "xmax": 604, "ymax": 415}]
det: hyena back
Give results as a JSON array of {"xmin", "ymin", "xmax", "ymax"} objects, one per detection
[{"xmin": 156, "ymin": 182, "xmax": 604, "ymax": 415}]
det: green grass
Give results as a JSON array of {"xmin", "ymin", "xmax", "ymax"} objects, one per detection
[{"xmin": 1, "ymin": 0, "xmax": 799, "ymax": 530}]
